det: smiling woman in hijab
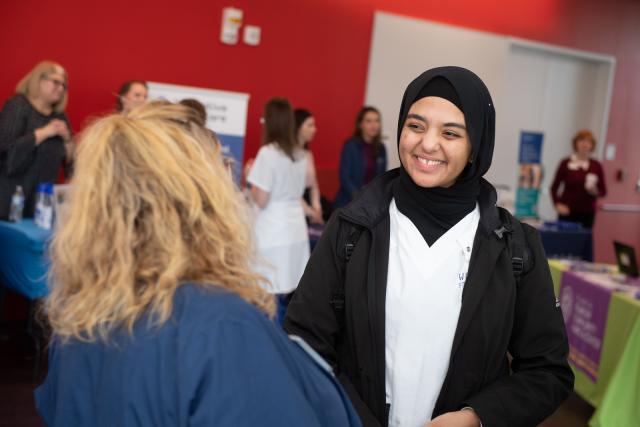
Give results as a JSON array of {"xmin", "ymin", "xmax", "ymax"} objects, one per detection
[{"xmin": 284, "ymin": 66, "xmax": 573, "ymax": 427}]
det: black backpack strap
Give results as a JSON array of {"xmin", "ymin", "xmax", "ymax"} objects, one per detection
[
  {"xmin": 330, "ymin": 221, "xmax": 364, "ymax": 321},
  {"xmin": 496, "ymin": 208, "xmax": 532, "ymax": 283},
  {"xmin": 334, "ymin": 219, "xmax": 365, "ymax": 264},
  {"xmin": 344, "ymin": 225, "xmax": 363, "ymax": 262}
]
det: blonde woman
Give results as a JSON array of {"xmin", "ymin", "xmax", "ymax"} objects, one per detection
[
  {"xmin": 35, "ymin": 102, "xmax": 360, "ymax": 427},
  {"xmin": 0, "ymin": 60, "xmax": 74, "ymax": 219}
]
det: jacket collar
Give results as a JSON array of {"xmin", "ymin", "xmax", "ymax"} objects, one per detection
[
  {"xmin": 339, "ymin": 168, "xmax": 503, "ymax": 235},
  {"xmin": 338, "ymin": 169, "xmax": 398, "ymax": 229}
]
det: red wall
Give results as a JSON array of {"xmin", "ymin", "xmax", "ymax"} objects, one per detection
[{"xmin": 1, "ymin": 0, "xmax": 638, "ymax": 261}]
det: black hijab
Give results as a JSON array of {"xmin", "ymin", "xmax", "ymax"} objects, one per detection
[{"xmin": 392, "ymin": 66, "xmax": 495, "ymax": 246}]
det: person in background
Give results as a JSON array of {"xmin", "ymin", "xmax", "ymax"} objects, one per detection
[
  {"xmin": 179, "ymin": 98, "xmax": 234, "ymax": 174},
  {"xmin": 285, "ymin": 66, "xmax": 573, "ymax": 427},
  {"xmin": 0, "ymin": 60, "xmax": 74, "ymax": 219},
  {"xmin": 294, "ymin": 108, "xmax": 323, "ymax": 224},
  {"xmin": 115, "ymin": 80, "xmax": 148, "ymax": 114},
  {"xmin": 247, "ymin": 98, "xmax": 309, "ymax": 324},
  {"xmin": 550, "ymin": 129, "xmax": 607, "ymax": 228},
  {"xmin": 334, "ymin": 106, "xmax": 387, "ymax": 208},
  {"xmin": 179, "ymin": 98, "xmax": 207, "ymax": 127},
  {"xmin": 35, "ymin": 102, "xmax": 361, "ymax": 427}
]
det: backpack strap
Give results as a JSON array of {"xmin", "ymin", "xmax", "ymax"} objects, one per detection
[
  {"xmin": 330, "ymin": 221, "xmax": 364, "ymax": 321},
  {"xmin": 496, "ymin": 207, "xmax": 532, "ymax": 283},
  {"xmin": 344, "ymin": 225, "xmax": 363, "ymax": 262}
]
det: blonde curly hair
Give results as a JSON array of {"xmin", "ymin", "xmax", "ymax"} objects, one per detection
[{"xmin": 45, "ymin": 101, "xmax": 274, "ymax": 342}]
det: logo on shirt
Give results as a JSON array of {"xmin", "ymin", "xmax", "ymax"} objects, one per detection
[{"xmin": 457, "ymin": 272, "xmax": 467, "ymax": 288}]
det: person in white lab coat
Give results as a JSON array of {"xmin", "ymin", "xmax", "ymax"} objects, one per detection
[
  {"xmin": 284, "ymin": 67, "xmax": 573, "ymax": 427},
  {"xmin": 248, "ymin": 97, "xmax": 310, "ymax": 324}
]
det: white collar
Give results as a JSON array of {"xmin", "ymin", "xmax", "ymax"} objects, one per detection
[
  {"xmin": 453, "ymin": 204, "xmax": 480, "ymax": 262},
  {"xmin": 568, "ymin": 154, "xmax": 590, "ymax": 171},
  {"xmin": 390, "ymin": 199, "xmax": 479, "ymax": 260}
]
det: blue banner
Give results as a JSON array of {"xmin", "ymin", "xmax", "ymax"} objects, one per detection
[
  {"xmin": 217, "ymin": 133, "xmax": 244, "ymax": 183},
  {"xmin": 518, "ymin": 132, "xmax": 544, "ymax": 164},
  {"xmin": 515, "ymin": 131, "xmax": 544, "ymax": 218}
]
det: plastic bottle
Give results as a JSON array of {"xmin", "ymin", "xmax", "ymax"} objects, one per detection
[
  {"xmin": 9, "ymin": 185, "xmax": 25, "ymax": 223},
  {"xmin": 34, "ymin": 183, "xmax": 54, "ymax": 229}
]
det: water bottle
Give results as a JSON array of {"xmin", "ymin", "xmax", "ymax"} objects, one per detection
[
  {"xmin": 34, "ymin": 183, "xmax": 54, "ymax": 229},
  {"xmin": 9, "ymin": 185, "xmax": 25, "ymax": 222}
]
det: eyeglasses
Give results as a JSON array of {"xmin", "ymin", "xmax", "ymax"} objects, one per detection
[{"xmin": 42, "ymin": 76, "xmax": 68, "ymax": 91}]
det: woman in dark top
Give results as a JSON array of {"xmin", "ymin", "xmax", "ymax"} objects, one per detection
[
  {"xmin": 0, "ymin": 61, "xmax": 73, "ymax": 219},
  {"xmin": 334, "ymin": 107, "xmax": 387, "ymax": 208},
  {"xmin": 36, "ymin": 102, "xmax": 360, "ymax": 427},
  {"xmin": 550, "ymin": 129, "xmax": 607, "ymax": 228}
]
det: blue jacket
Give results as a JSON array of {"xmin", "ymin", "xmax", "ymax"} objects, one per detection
[
  {"xmin": 334, "ymin": 138, "xmax": 386, "ymax": 208},
  {"xmin": 35, "ymin": 284, "xmax": 362, "ymax": 427}
]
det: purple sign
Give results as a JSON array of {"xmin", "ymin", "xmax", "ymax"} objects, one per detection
[{"xmin": 559, "ymin": 271, "xmax": 613, "ymax": 381}]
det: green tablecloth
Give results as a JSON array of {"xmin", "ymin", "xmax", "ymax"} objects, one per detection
[{"xmin": 548, "ymin": 260, "xmax": 640, "ymax": 427}]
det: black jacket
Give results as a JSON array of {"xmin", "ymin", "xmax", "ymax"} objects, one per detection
[
  {"xmin": 284, "ymin": 169, "xmax": 574, "ymax": 427},
  {"xmin": 0, "ymin": 94, "xmax": 71, "ymax": 219}
]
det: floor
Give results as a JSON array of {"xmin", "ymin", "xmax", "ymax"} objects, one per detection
[
  {"xmin": 1, "ymin": 290, "xmax": 45, "ymax": 427},
  {"xmin": 0, "ymin": 289, "xmax": 593, "ymax": 427}
]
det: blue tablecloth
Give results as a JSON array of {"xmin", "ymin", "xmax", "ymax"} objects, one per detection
[
  {"xmin": 538, "ymin": 225, "xmax": 593, "ymax": 261},
  {"xmin": 0, "ymin": 220, "xmax": 52, "ymax": 300}
]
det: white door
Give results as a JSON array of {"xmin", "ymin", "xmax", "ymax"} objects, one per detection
[{"xmin": 497, "ymin": 43, "xmax": 614, "ymax": 220}]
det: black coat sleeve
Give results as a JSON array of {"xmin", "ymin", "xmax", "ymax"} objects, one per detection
[
  {"xmin": 284, "ymin": 215, "xmax": 380, "ymax": 426},
  {"xmin": 465, "ymin": 225, "xmax": 574, "ymax": 427},
  {"xmin": 0, "ymin": 96, "xmax": 38, "ymax": 176}
]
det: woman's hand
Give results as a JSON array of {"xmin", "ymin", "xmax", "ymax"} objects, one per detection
[
  {"xmin": 64, "ymin": 138, "xmax": 76, "ymax": 162},
  {"xmin": 308, "ymin": 207, "xmax": 324, "ymax": 225},
  {"xmin": 555, "ymin": 203, "xmax": 570, "ymax": 216},
  {"xmin": 34, "ymin": 119, "xmax": 70, "ymax": 144},
  {"xmin": 251, "ymin": 185, "xmax": 270, "ymax": 209},
  {"xmin": 425, "ymin": 409, "xmax": 481, "ymax": 427},
  {"xmin": 302, "ymin": 200, "xmax": 324, "ymax": 224}
]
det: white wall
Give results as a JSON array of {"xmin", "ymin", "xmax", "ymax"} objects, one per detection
[
  {"xmin": 365, "ymin": 11, "xmax": 614, "ymax": 219},
  {"xmin": 364, "ymin": 12, "xmax": 510, "ymax": 169},
  {"xmin": 499, "ymin": 44, "xmax": 613, "ymax": 219}
]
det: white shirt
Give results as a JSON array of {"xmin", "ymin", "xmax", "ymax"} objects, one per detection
[
  {"xmin": 248, "ymin": 144, "xmax": 309, "ymax": 293},
  {"xmin": 385, "ymin": 199, "xmax": 480, "ymax": 427}
]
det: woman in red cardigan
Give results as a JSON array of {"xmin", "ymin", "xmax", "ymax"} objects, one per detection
[{"xmin": 550, "ymin": 129, "xmax": 607, "ymax": 228}]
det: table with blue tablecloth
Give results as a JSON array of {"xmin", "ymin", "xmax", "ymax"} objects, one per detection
[
  {"xmin": 0, "ymin": 220, "xmax": 52, "ymax": 300},
  {"xmin": 537, "ymin": 222, "xmax": 593, "ymax": 261}
]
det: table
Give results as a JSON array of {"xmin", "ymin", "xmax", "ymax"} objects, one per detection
[
  {"xmin": 0, "ymin": 219, "xmax": 52, "ymax": 300},
  {"xmin": 539, "ymin": 226, "xmax": 593, "ymax": 261},
  {"xmin": 548, "ymin": 260, "xmax": 640, "ymax": 427}
]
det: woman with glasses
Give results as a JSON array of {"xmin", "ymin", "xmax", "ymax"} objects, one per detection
[{"xmin": 0, "ymin": 60, "xmax": 74, "ymax": 219}]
